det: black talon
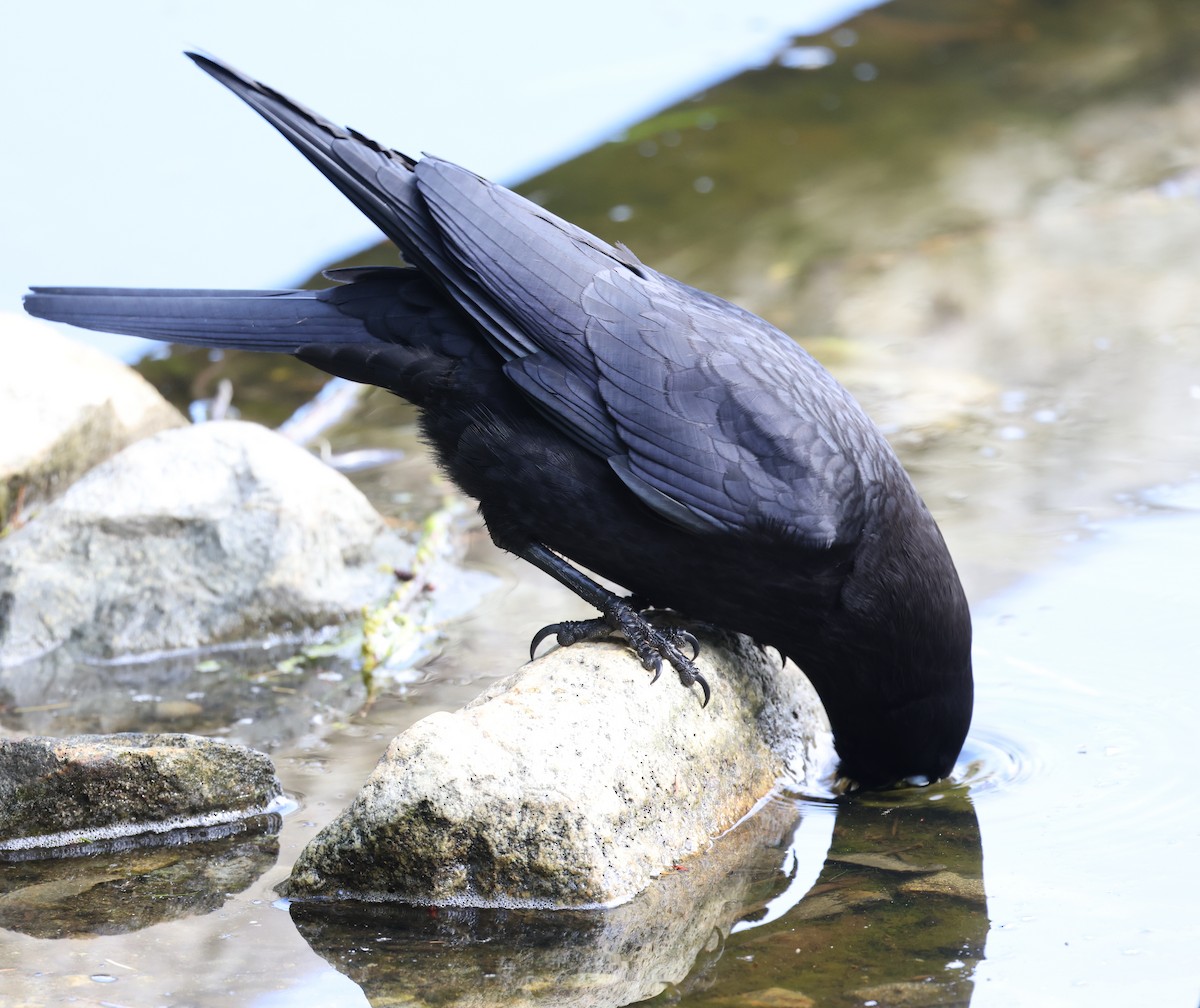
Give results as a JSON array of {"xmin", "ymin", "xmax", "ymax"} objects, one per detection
[
  {"xmin": 694, "ymin": 671, "xmax": 712, "ymax": 707},
  {"xmin": 756, "ymin": 641, "xmax": 782, "ymax": 665},
  {"xmin": 529, "ymin": 623, "xmax": 557, "ymax": 660},
  {"xmin": 673, "ymin": 629, "xmax": 700, "ymax": 661}
]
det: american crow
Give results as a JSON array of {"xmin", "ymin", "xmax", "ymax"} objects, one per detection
[{"xmin": 25, "ymin": 53, "xmax": 972, "ymax": 788}]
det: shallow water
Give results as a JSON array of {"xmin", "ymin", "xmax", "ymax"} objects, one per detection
[
  {"xmin": 966, "ymin": 512, "xmax": 1200, "ymax": 1005},
  {"xmin": 5, "ymin": 0, "xmax": 1200, "ymax": 1004}
]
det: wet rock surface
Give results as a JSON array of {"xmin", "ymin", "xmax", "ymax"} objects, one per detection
[
  {"xmin": 0, "ymin": 733, "xmax": 282, "ymax": 856},
  {"xmin": 285, "ymin": 631, "xmax": 832, "ymax": 908},
  {"xmin": 0, "ymin": 420, "xmax": 413, "ymax": 665},
  {"xmin": 0, "ymin": 315, "xmax": 185, "ymax": 526}
]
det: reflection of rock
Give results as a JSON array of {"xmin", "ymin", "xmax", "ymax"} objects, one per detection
[
  {"xmin": 0, "ymin": 420, "xmax": 412, "ymax": 664},
  {"xmin": 0, "ymin": 315, "xmax": 185, "ymax": 527},
  {"xmin": 285, "ymin": 632, "xmax": 832, "ymax": 907},
  {"xmin": 0, "ymin": 638, "xmax": 368, "ymax": 751},
  {"xmin": 289, "ymin": 797, "xmax": 813, "ymax": 1008},
  {"xmin": 0, "ymin": 733, "xmax": 281, "ymax": 855},
  {"xmin": 710, "ymin": 990, "xmax": 815, "ymax": 1008},
  {"xmin": 793, "ymin": 340, "xmax": 995, "ymax": 450},
  {"xmin": 827, "ymin": 851, "xmax": 946, "ymax": 873},
  {"xmin": 0, "ymin": 830, "xmax": 279, "ymax": 938},
  {"xmin": 899, "ymin": 869, "xmax": 987, "ymax": 905},
  {"xmin": 716, "ymin": 789, "xmax": 987, "ymax": 1006},
  {"xmin": 849, "ymin": 980, "xmax": 957, "ymax": 1007}
]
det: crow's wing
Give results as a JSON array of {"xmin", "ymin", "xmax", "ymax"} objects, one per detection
[
  {"xmin": 583, "ymin": 271, "xmax": 879, "ymax": 543},
  {"xmin": 188, "ymin": 55, "xmax": 877, "ymax": 546},
  {"xmin": 187, "ymin": 53, "xmax": 535, "ymax": 364},
  {"xmin": 416, "ymin": 160, "xmax": 878, "ymax": 546}
]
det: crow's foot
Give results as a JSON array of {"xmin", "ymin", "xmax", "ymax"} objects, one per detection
[{"xmin": 530, "ymin": 599, "xmax": 709, "ymax": 706}]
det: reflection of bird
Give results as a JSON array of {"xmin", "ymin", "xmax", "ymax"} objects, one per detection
[{"xmin": 25, "ymin": 53, "xmax": 972, "ymax": 788}]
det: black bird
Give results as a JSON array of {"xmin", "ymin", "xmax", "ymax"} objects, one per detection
[{"xmin": 24, "ymin": 53, "xmax": 972, "ymax": 788}]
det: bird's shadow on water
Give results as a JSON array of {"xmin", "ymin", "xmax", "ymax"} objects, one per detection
[{"xmin": 283, "ymin": 779, "xmax": 987, "ymax": 1007}]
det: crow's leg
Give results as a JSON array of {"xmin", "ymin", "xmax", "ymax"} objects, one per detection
[{"xmin": 520, "ymin": 543, "xmax": 710, "ymax": 706}]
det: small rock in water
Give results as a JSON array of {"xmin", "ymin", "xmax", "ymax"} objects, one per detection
[{"xmin": 0, "ymin": 733, "xmax": 283, "ymax": 857}]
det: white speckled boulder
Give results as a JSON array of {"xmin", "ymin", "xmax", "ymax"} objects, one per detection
[{"xmin": 285, "ymin": 630, "xmax": 832, "ymax": 907}]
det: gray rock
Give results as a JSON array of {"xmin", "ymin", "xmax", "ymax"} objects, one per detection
[
  {"xmin": 0, "ymin": 314, "xmax": 185, "ymax": 524},
  {"xmin": 0, "ymin": 420, "xmax": 413, "ymax": 664},
  {"xmin": 284, "ymin": 631, "xmax": 832, "ymax": 908},
  {"xmin": 0, "ymin": 733, "xmax": 282, "ymax": 855}
]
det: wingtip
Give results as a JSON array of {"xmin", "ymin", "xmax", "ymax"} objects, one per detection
[
  {"xmin": 183, "ymin": 50, "xmax": 216, "ymax": 71},
  {"xmin": 184, "ymin": 50, "xmax": 244, "ymax": 86},
  {"xmin": 185, "ymin": 52, "xmax": 275, "ymax": 101}
]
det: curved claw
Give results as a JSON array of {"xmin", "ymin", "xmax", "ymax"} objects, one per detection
[
  {"xmin": 757, "ymin": 641, "xmax": 784, "ymax": 666},
  {"xmin": 530, "ymin": 622, "xmax": 559, "ymax": 660},
  {"xmin": 647, "ymin": 658, "xmax": 663, "ymax": 684},
  {"xmin": 693, "ymin": 671, "xmax": 712, "ymax": 708},
  {"xmin": 674, "ymin": 629, "xmax": 700, "ymax": 661}
]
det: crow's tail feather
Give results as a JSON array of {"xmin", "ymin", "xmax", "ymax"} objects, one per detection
[{"xmin": 23, "ymin": 285, "xmax": 370, "ymax": 353}]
